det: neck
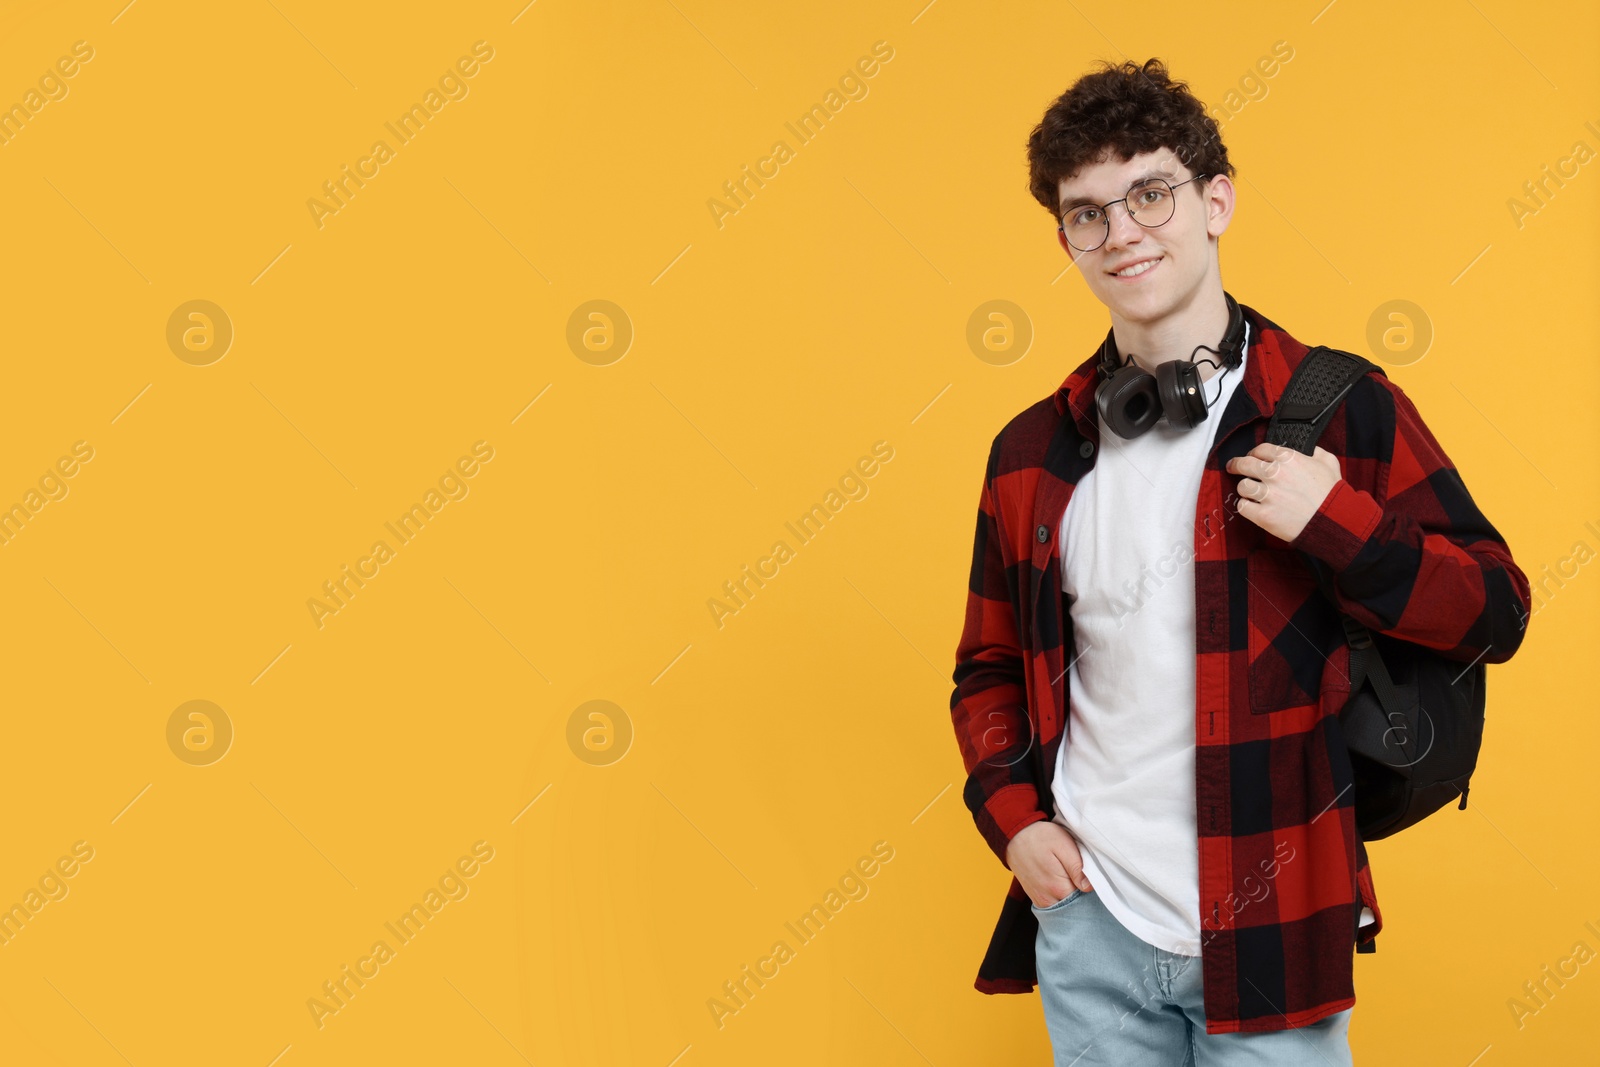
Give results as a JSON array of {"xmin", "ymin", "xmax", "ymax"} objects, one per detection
[{"xmin": 1109, "ymin": 283, "xmax": 1233, "ymax": 384}]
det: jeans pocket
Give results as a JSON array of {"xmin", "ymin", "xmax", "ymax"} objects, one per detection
[{"xmin": 1032, "ymin": 888, "xmax": 1085, "ymax": 913}]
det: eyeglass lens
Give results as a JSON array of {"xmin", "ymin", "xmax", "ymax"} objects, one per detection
[{"xmin": 1061, "ymin": 179, "xmax": 1177, "ymax": 253}]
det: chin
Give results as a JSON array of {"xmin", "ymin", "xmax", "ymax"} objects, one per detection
[
  {"xmin": 1109, "ymin": 271, "xmax": 1194, "ymax": 316},
  {"xmin": 1099, "ymin": 283, "xmax": 1170, "ymax": 321}
]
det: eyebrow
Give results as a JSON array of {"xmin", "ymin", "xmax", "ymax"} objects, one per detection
[{"xmin": 1059, "ymin": 170, "xmax": 1177, "ymax": 211}]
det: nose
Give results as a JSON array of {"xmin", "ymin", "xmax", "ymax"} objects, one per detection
[{"xmin": 1103, "ymin": 199, "xmax": 1144, "ymax": 248}]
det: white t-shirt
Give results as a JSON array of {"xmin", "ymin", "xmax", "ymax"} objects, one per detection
[{"xmin": 1048, "ymin": 325, "xmax": 1375, "ymax": 956}]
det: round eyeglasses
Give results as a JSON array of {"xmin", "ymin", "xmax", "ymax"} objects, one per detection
[{"xmin": 1058, "ymin": 173, "xmax": 1211, "ymax": 253}]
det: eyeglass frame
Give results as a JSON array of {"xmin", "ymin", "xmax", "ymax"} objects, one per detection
[{"xmin": 1056, "ymin": 172, "xmax": 1213, "ymax": 253}]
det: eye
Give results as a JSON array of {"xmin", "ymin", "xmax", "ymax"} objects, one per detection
[{"xmin": 1069, "ymin": 207, "xmax": 1101, "ymax": 226}]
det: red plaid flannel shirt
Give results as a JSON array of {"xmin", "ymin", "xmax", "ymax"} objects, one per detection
[{"xmin": 950, "ymin": 301, "xmax": 1531, "ymax": 1033}]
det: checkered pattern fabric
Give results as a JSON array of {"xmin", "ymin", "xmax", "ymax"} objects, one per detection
[{"xmin": 950, "ymin": 302, "xmax": 1531, "ymax": 1034}]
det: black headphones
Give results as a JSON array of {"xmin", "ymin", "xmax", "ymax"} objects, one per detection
[{"xmin": 1094, "ymin": 291, "xmax": 1248, "ymax": 439}]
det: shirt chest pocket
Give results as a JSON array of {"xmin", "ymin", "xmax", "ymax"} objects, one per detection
[{"xmin": 1246, "ymin": 550, "xmax": 1340, "ymax": 714}]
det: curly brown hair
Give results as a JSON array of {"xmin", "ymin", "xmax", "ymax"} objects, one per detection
[{"xmin": 1026, "ymin": 58, "xmax": 1233, "ymax": 220}]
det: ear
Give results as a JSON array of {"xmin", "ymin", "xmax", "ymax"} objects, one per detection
[{"xmin": 1204, "ymin": 175, "xmax": 1235, "ymax": 239}]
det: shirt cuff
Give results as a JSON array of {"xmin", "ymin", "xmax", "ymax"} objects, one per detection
[
  {"xmin": 986, "ymin": 790, "xmax": 1048, "ymax": 870},
  {"xmin": 1289, "ymin": 479, "xmax": 1385, "ymax": 573}
]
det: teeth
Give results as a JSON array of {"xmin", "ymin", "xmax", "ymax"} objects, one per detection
[{"xmin": 1115, "ymin": 258, "xmax": 1158, "ymax": 277}]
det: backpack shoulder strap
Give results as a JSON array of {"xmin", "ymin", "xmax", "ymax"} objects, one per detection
[
  {"xmin": 1265, "ymin": 346, "xmax": 1388, "ymax": 690},
  {"xmin": 1266, "ymin": 346, "xmax": 1382, "ymax": 456}
]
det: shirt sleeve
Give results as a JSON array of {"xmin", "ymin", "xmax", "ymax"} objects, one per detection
[
  {"xmin": 1288, "ymin": 374, "xmax": 1532, "ymax": 664},
  {"xmin": 950, "ymin": 433, "xmax": 1047, "ymax": 869}
]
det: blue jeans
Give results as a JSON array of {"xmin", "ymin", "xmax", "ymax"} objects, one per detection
[{"xmin": 1033, "ymin": 887, "xmax": 1354, "ymax": 1066}]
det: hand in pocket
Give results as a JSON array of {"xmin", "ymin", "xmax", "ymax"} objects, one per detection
[{"xmin": 1005, "ymin": 821, "xmax": 1096, "ymax": 908}]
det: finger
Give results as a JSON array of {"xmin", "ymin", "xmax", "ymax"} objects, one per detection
[
  {"xmin": 1255, "ymin": 443, "xmax": 1297, "ymax": 467},
  {"xmin": 1235, "ymin": 483, "xmax": 1273, "ymax": 508},
  {"xmin": 1245, "ymin": 449, "xmax": 1285, "ymax": 475},
  {"xmin": 1049, "ymin": 845, "xmax": 1091, "ymax": 892}
]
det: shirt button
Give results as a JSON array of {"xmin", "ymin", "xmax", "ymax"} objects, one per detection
[
  {"xmin": 1079, "ymin": 440, "xmax": 1095, "ymax": 458},
  {"xmin": 1036, "ymin": 524, "xmax": 1049, "ymax": 543}
]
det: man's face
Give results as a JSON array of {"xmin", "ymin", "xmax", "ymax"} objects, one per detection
[{"xmin": 1056, "ymin": 147, "xmax": 1228, "ymax": 324}]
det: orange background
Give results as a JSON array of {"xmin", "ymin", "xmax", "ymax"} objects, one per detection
[{"xmin": 0, "ymin": 1, "xmax": 1594, "ymax": 1063}]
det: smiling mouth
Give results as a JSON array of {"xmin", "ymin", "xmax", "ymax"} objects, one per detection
[{"xmin": 1107, "ymin": 255, "xmax": 1162, "ymax": 280}]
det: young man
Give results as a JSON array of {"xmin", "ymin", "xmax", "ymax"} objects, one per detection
[{"xmin": 949, "ymin": 59, "xmax": 1530, "ymax": 1063}]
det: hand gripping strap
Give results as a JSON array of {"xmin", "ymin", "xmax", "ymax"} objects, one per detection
[{"xmin": 1265, "ymin": 346, "xmax": 1378, "ymax": 456}]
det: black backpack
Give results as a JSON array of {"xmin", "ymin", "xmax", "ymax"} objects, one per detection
[{"xmin": 1265, "ymin": 346, "xmax": 1487, "ymax": 841}]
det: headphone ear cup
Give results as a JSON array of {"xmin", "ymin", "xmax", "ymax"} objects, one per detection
[
  {"xmin": 1156, "ymin": 360, "xmax": 1208, "ymax": 429},
  {"xmin": 1096, "ymin": 365, "xmax": 1160, "ymax": 439}
]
